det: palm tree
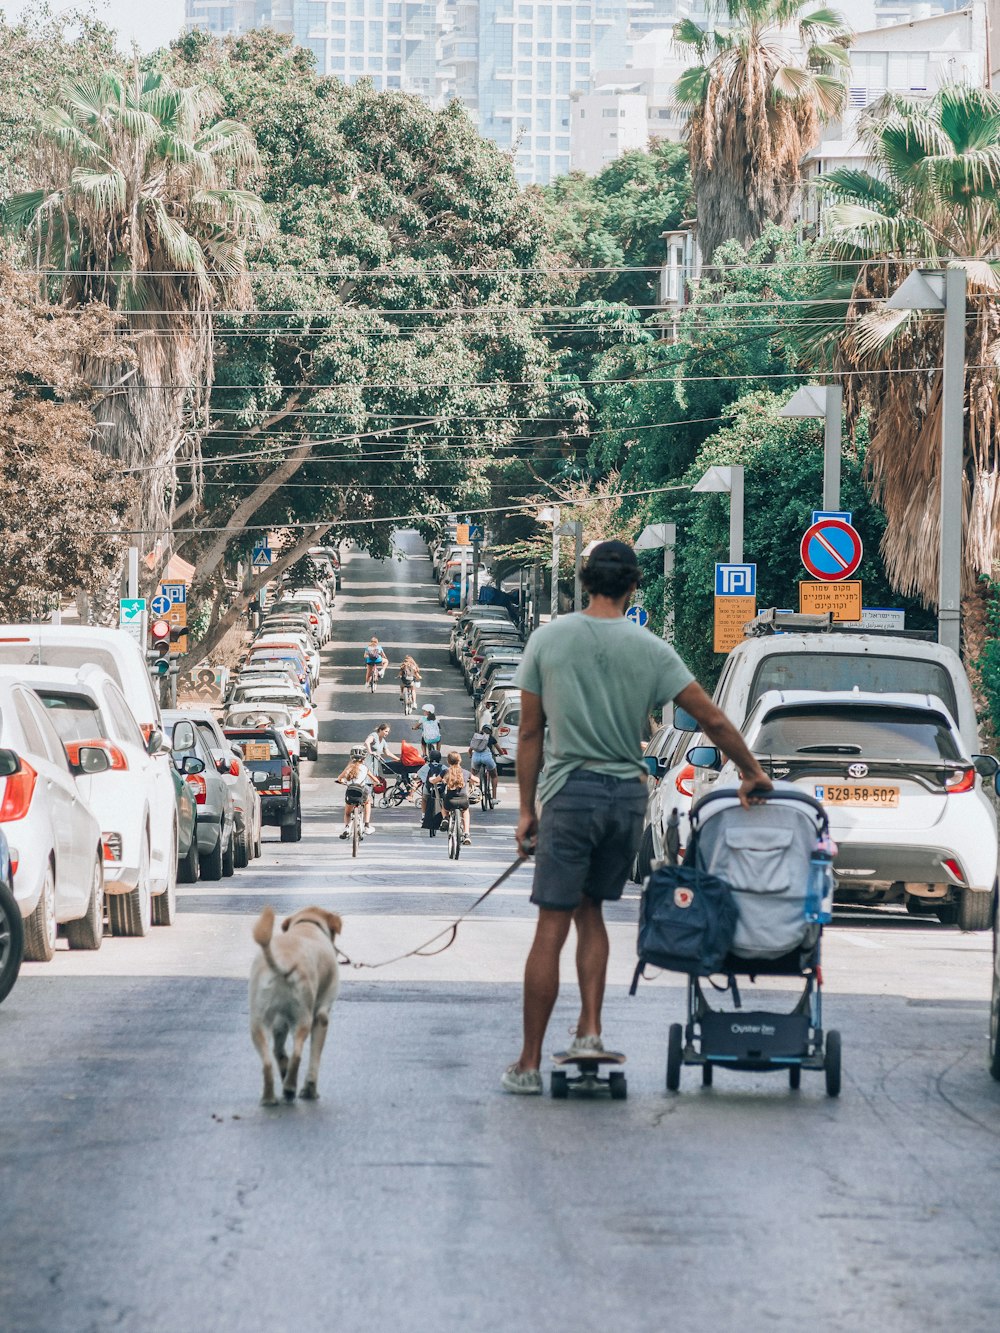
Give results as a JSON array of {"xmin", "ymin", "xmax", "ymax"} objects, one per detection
[
  {"xmin": 674, "ymin": 0, "xmax": 852, "ymax": 261},
  {"xmin": 813, "ymin": 86, "xmax": 1000, "ymax": 640},
  {"xmin": 5, "ymin": 69, "xmax": 272, "ymax": 542}
]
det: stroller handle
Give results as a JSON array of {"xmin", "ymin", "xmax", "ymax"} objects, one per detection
[{"xmin": 689, "ymin": 785, "xmax": 829, "ymax": 832}]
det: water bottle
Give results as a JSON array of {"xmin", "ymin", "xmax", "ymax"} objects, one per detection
[{"xmin": 805, "ymin": 834, "xmax": 835, "ymax": 924}]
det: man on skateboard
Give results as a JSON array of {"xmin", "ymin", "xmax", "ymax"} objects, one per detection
[{"xmin": 502, "ymin": 540, "xmax": 772, "ymax": 1094}]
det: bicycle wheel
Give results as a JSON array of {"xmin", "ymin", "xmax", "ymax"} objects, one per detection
[
  {"xmin": 449, "ymin": 813, "xmax": 461, "ymax": 860},
  {"xmin": 351, "ymin": 811, "xmax": 360, "ymax": 857}
]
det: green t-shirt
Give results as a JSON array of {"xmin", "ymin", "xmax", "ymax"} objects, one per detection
[{"xmin": 512, "ymin": 613, "xmax": 695, "ymax": 805}]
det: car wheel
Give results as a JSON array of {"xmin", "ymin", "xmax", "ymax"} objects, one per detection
[
  {"xmin": 958, "ymin": 884, "xmax": 995, "ymax": 932},
  {"xmin": 222, "ymin": 828, "xmax": 236, "ymax": 878},
  {"xmin": 233, "ymin": 826, "xmax": 249, "ymax": 869},
  {"xmin": 280, "ymin": 806, "xmax": 302, "ymax": 843},
  {"xmin": 108, "ymin": 833, "xmax": 152, "ymax": 937},
  {"xmin": 201, "ymin": 831, "xmax": 224, "ymax": 881},
  {"xmin": 632, "ymin": 825, "xmax": 655, "ymax": 885},
  {"xmin": 0, "ymin": 876, "xmax": 25, "ymax": 1003},
  {"xmin": 23, "ymin": 860, "xmax": 56, "ymax": 962},
  {"xmin": 990, "ymin": 915, "xmax": 1000, "ymax": 1081},
  {"xmin": 177, "ymin": 832, "xmax": 200, "ymax": 884},
  {"xmin": 65, "ymin": 853, "xmax": 104, "ymax": 950},
  {"xmin": 152, "ymin": 824, "xmax": 178, "ymax": 926}
]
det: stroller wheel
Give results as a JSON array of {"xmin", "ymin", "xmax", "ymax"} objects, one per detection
[
  {"xmin": 666, "ymin": 1023, "xmax": 683, "ymax": 1093},
  {"xmin": 824, "ymin": 1031, "xmax": 842, "ymax": 1098},
  {"xmin": 701, "ymin": 1063, "xmax": 713, "ymax": 1088},
  {"xmin": 789, "ymin": 1066, "xmax": 801, "ymax": 1090}
]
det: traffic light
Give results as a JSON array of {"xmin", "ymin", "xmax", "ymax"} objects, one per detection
[{"xmin": 150, "ymin": 618, "xmax": 171, "ymax": 677}]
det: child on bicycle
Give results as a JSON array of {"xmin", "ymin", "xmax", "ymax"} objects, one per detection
[
  {"xmin": 468, "ymin": 723, "xmax": 501, "ymax": 804},
  {"xmin": 337, "ymin": 746, "xmax": 374, "ymax": 837},
  {"xmin": 432, "ymin": 751, "xmax": 472, "ymax": 845},
  {"xmin": 399, "ymin": 655, "xmax": 421, "ymax": 706},
  {"xmin": 412, "ymin": 703, "xmax": 442, "ymax": 756},
  {"xmin": 363, "ymin": 638, "xmax": 388, "ymax": 689},
  {"xmin": 417, "ymin": 747, "xmax": 447, "ymax": 828}
]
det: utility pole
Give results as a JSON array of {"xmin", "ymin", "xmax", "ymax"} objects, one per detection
[
  {"xmin": 573, "ymin": 521, "xmax": 583, "ymax": 611},
  {"xmin": 549, "ymin": 504, "xmax": 560, "ymax": 619},
  {"xmin": 472, "ymin": 537, "xmax": 481, "ymax": 603}
]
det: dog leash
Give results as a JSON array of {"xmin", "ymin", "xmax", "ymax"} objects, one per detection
[{"xmin": 334, "ymin": 853, "xmax": 529, "ymax": 970}]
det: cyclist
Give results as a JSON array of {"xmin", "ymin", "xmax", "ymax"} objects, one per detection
[
  {"xmin": 468, "ymin": 723, "xmax": 500, "ymax": 804},
  {"xmin": 417, "ymin": 747, "xmax": 447, "ymax": 828},
  {"xmin": 363, "ymin": 637, "xmax": 388, "ymax": 689},
  {"xmin": 412, "ymin": 703, "xmax": 442, "ymax": 756},
  {"xmin": 336, "ymin": 745, "xmax": 374, "ymax": 838},
  {"xmin": 399, "ymin": 655, "xmax": 421, "ymax": 707},
  {"xmin": 432, "ymin": 751, "xmax": 472, "ymax": 845}
]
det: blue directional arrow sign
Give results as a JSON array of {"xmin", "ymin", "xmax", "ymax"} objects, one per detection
[
  {"xmin": 150, "ymin": 594, "xmax": 171, "ymax": 617},
  {"xmin": 626, "ymin": 605, "xmax": 649, "ymax": 627}
]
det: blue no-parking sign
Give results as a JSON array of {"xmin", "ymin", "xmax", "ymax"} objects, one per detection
[{"xmin": 800, "ymin": 518, "xmax": 863, "ymax": 582}]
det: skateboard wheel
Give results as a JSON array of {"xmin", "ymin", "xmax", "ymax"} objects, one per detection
[
  {"xmin": 701, "ymin": 1063, "xmax": 713, "ymax": 1088},
  {"xmin": 551, "ymin": 1070, "xmax": 569, "ymax": 1099},
  {"xmin": 609, "ymin": 1071, "xmax": 627, "ymax": 1100}
]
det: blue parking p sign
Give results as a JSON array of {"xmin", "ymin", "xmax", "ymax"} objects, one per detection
[{"xmin": 715, "ymin": 563, "xmax": 756, "ymax": 597}]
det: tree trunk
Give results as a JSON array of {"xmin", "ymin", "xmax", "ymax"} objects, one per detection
[{"xmin": 183, "ymin": 522, "xmax": 334, "ymax": 664}]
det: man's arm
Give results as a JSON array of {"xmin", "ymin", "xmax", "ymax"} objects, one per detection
[
  {"xmin": 673, "ymin": 682, "xmax": 773, "ymax": 808},
  {"xmin": 515, "ymin": 689, "xmax": 545, "ymax": 855}
]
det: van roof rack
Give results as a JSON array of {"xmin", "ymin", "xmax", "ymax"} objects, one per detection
[{"xmin": 744, "ymin": 608, "xmax": 935, "ymax": 641}]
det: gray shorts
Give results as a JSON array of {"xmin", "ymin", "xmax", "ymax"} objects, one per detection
[{"xmin": 531, "ymin": 771, "xmax": 647, "ymax": 912}]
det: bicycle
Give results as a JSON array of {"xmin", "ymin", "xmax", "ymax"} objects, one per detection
[
  {"xmin": 344, "ymin": 784, "xmax": 367, "ymax": 857},
  {"xmin": 401, "ymin": 681, "xmax": 416, "ymax": 715},
  {"xmin": 479, "ymin": 773, "xmax": 495, "ymax": 812},
  {"xmin": 447, "ymin": 806, "xmax": 462, "ymax": 860}
]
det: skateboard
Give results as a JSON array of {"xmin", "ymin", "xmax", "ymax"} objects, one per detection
[{"xmin": 550, "ymin": 1050, "xmax": 627, "ymax": 1100}]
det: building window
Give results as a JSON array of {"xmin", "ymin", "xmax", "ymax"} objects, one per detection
[{"xmin": 387, "ymin": 74, "xmax": 401, "ymax": 86}]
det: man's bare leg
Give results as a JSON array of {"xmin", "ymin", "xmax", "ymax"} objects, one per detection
[
  {"xmin": 573, "ymin": 897, "xmax": 609, "ymax": 1038},
  {"xmin": 516, "ymin": 908, "xmax": 573, "ymax": 1070}
]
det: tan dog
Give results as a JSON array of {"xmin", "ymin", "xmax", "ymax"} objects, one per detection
[{"xmin": 250, "ymin": 905, "xmax": 343, "ymax": 1106}]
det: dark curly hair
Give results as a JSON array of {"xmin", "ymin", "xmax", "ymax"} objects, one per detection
[{"xmin": 581, "ymin": 540, "xmax": 641, "ymax": 601}]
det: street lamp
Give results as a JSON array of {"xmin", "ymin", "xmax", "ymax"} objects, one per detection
[
  {"xmin": 692, "ymin": 464, "xmax": 744, "ymax": 563},
  {"xmin": 780, "ymin": 384, "xmax": 843, "ymax": 512},
  {"xmin": 886, "ymin": 268, "xmax": 967, "ymax": 655},
  {"xmin": 634, "ymin": 522, "xmax": 677, "ymax": 643}
]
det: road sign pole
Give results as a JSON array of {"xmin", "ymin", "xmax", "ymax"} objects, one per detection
[
  {"xmin": 550, "ymin": 504, "xmax": 560, "ymax": 620},
  {"xmin": 127, "ymin": 547, "xmax": 139, "ymax": 600},
  {"xmin": 823, "ymin": 386, "xmax": 843, "ymax": 513},
  {"xmin": 939, "ymin": 267, "xmax": 966, "ymax": 656},
  {"xmin": 472, "ymin": 538, "xmax": 480, "ymax": 602},
  {"xmin": 663, "ymin": 524, "xmax": 676, "ymax": 644},
  {"xmin": 729, "ymin": 466, "xmax": 744, "ymax": 564}
]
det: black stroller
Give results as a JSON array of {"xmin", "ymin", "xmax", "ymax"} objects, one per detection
[{"xmin": 635, "ymin": 787, "xmax": 841, "ymax": 1098}]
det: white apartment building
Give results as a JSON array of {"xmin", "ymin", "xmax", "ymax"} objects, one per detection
[{"xmin": 569, "ymin": 83, "xmax": 648, "ymax": 174}]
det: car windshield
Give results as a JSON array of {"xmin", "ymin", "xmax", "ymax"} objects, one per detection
[
  {"xmin": 0, "ymin": 642, "xmax": 125, "ymax": 689},
  {"xmin": 232, "ymin": 686, "xmax": 302, "ymax": 707},
  {"xmin": 754, "ymin": 705, "xmax": 963, "ymax": 763},
  {"xmin": 750, "ymin": 652, "xmax": 959, "ymax": 720},
  {"xmin": 36, "ymin": 689, "xmax": 106, "ymax": 743},
  {"xmin": 228, "ymin": 706, "xmax": 292, "ymax": 725},
  {"xmin": 273, "ymin": 601, "xmax": 316, "ymax": 616}
]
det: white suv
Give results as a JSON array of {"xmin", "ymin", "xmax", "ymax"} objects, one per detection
[{"xmin": 690, "ymin": 690, "xmax": 999, "ymax": 930}]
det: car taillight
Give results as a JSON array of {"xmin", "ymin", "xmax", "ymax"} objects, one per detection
[
  {"xmin": 185, "ymin": 773, "xmax": 208, "ymax": 805},
  {"xmin": 65, "ymin": 739, "xmax": 128, "ymax": 770},
  {"xmin": 284, "ymin": 728, "xmax": 297, "ymax": 740},
  {"xmin": 301, "ymin": 707, "xmax": 312, "ymax": 718},
  {"xmin": 942, "ymin": 857, "xmax": 966, "ymax": 883},
  {"xmin": 281, "ymin": 764, "xmax": 292, "ymax": 794},
  {"xmin": 0, "ymin": 760, "xmax": 37, "ymax": 821},
  {"xmin": 229, "ymin": 760, "xmax": 241, "ymax": 777},
  {"xmin": 945, "ymin": 767, "xmax": 976, "ymax": 794},
  {"xmin": 309, "ymin": 615, "xmax": 318, "ymax": 624},
  {"xmin": 498, "ymin": 726, "xmax": 510, "ymax": 736},
  {"xmin": 676, "ymin": 765, "xmax": 695, "ymax": 799},
  {"xmin": 8, "ymin": 848, "xmax": 18, "ymax": 875},
  {"xmin": 102, "ymin": 833, "xmax": 123, "ymax": 862}
]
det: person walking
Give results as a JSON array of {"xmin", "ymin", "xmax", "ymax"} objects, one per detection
[{"xmin": 501, "ymin": 539, "xmax": 773, "ymax": 1094}]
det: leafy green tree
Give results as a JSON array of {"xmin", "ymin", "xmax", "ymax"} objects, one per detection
[
  {"xmin": 5, "ymin": 65, "xmax": 272, "ymax": 543},
  {"xmin": 674, "ymin": 0, "xmax": 851, "ymax": 259}
]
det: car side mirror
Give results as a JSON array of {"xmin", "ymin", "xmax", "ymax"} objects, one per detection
[
  {"xmin": 172, "ymin": 720, "xmax": 196, "ymax": 752},
  {"xmin": 973, "ymin": 754, "xmax": 999, "ymax": 778},
  {"xmin": 0, "ymin": 748, "xmax": 21, "ymax": 778},
  {"xmin": 181, "ymin": 755, "xmax": 206, "ymax": 776},
  {"xmin": 75, "ymin": 745, "xmax": 111, "ymax": 775},
  {"xmin": 687, "ymin": 745, "xmax": 722, "ymax": 770},
  {"xmin": 146, "ymin": 728, "xmax": 164, "ymax": 756},
  {"xmin": 674, "ymin": 705, "xmax": 699, "ymax": 732},
  {"xmin": 215, "ymin": 756, "xmax": 229, "ymax": 774},
  {"xmin": 994, "ymin": 771, "xmax": 1000, "ymax": 798},
  {"xmin": 642, "ymin": 755, "xmax": 670, "ymax": 779}
]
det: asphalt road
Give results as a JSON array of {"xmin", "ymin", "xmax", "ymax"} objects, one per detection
[{"xmin": 2, "ymin": 533, "xmax": 1000, "ymax": 1333}]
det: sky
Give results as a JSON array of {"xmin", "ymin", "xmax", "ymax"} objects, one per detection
[{"xmin": 0, "ymin": 0, "xmax": 185, "ymax": 51}]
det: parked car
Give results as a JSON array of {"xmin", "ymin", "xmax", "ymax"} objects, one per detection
[
  {"xmin": 253, "ymin": 634, "xmax": 320, "ymax": 686},
  {"xmin": 991, "ymin": 906, "xmax": 1000, "ymax": 1080},
  {"xmin": 489, "ymin": 693, "xmax": 521, "ymax": 772},
  {"xmin": 634, "ymin": 726, "xmax": 695, "ymax": 882},
  {"xmin": 225, "ymin": 683, "xmax": 316, "ymax": 759},
  {"xmin": 0, "ymin": 624, "xmax": 161, "ymax": 740},
  {"xmin": 24, "ymin": 665, "xmax": 180, "ymax": 931},
  {"xmin": 178, "ymin": 709, "xmax": 263, "ymax": 868},
  {"xmin": 690, "ymin": 689, "xmax": 1000, "ymax": 930},
  {"xmin": 224, "ymin": 727, "xmax": 302, "ymax": 842},
  {"xmin": 162, "ymin": 713, "xmax": 236, "ymax": 882},
  {"xmin": 0, "ymin": 826, "xmax": 23, "ymax": 1004},
  {"xmin": 245, "ymin": 645, "xmax": 310, "ymax": 692},
  {"xmin": 471, "ymin": 651, "xmax": 524, "ymax": 703},
  {"xmin": 171, "ymin": 764, "xmax": 200, "ymax": 884},
  {"xmin": 450, "ymin": 609, "xmax": 511, "ymax": 663},
  {"xmin": 0, "ymin": 677, "xmax": 107, "ymax": 961}
]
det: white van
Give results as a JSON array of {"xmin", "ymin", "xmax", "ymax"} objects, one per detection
[{"xmin": 0, "ymin": 626, "xmax": 162, "ymax": 740}]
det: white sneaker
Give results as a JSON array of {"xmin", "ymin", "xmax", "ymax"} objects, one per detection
[
  {"xmin": 364, "ymin": 824, "xmax": 373, "ymax": 833},
  {"xmin": 501, "ymin": 1064, "xmax": 542, "ymax": 1095},
  {"xmin": 567, "ymin": 1033, "xmax": 605, "ymax": 1058}
]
